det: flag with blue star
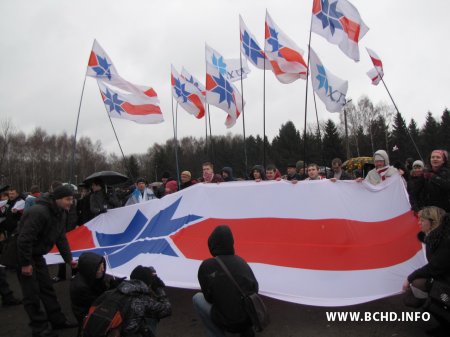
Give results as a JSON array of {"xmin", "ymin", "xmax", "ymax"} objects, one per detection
[
  {"xmin": 311, "ymin": 0, "xmax": 369, "ymax": 62},
  {"xmin": 239, "ymin": 15, "xmax": 272, "ymax": 71},
  {"xmin": 205, "ymin": 44, "xmax": 250, "ymax": 83},
  {"xmin": 86, "ymin": 40, "xmax": 119, "ymax": 80},
  {"xmin": 264, "ymin": 11, "xmax": 308, "ymax": 84},
  {"xmin": 205, "ymin": 44, "xmax": 244, "ymax": 128},
  {"xmin": 171, "ymin": 65, "xmax": 205, "ymax": 119},
  {"xmin": 98, "ymin": 78, "xmax": 164, "ymax": 124},
  {"xmin": 309, "ymin": 48, "xmax": 348, "ymax": 113}
]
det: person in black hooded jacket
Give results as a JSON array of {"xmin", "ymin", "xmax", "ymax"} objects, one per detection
[
  {"xmin": 193, "ymin": 225, "xmax": 259, "ymax": 337},
  {"xmin": 70, "ymin": 252, "xmax": 111, "ymax": 327}
]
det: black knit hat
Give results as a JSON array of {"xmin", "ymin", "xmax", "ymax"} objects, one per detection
[
  {"xmin": 130, "ymin": 265, "xmax": 156, "ymax": 286},
  {"xmin": 52, "ymin": 185, "xmax": 74, "ymax": 200}
]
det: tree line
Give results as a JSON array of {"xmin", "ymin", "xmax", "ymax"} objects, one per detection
[{"xmin": 1, "ymin": 96, "xmax": 448, "ymax": 191}]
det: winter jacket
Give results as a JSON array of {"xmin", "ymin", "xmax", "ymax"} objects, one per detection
[
  {"xmin": 409, "ymin": 166, "xmax": 450, "ymax": 212},
  {"xmin": 408, "ymin": 215, "xmax": 450, "ymax": 284},
  {"xmin": 17, "ymin": 194, "xmax": 72, "ymax": 267},
  {"xmin": 90, "ymin": 190, "xmax": 121, "ymax": 216},
  {"xmin": 92, "ymin": 279, "xmax": 171, "ymax": 336},
  {"xmin": 365, "ymin": 150, "xmax": 398, "ymax": 185},
  {"xmin": 70, "ymin": 252, "xmax": 109, "ymax": 324},
  {"xmin": 197, "ymin": 225, "xmax": 258, "ymax": 333},
  {"xmin": 0, "ymin": 197, "xmax": 24, "ymax": 235},
  {"xmin": 180, "ymin": 179, "xmax": 197, "ymax": 190},
  {"xmin": 326, "ymin": 170, "xmax": 353, "ymax": 180},
  {"xmin": 125, "ymin": 188, "xmax": 156, "ymax": 206}
]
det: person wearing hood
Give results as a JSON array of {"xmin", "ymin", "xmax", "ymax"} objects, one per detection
[
  {"xmin": 88, "ymin": 265, "xmax": 171, "ymax": 337},
  {"xmin": 221, "ymin": 167, "xmax": 236, "ymax": 182},
  {"xmin": 358, "ymin": 150, "xmax": 398, "ymax": 185},
  {"xmin": 17, "ymin": 185, "xmax": 78, "ymax": 337},
  {"xmin": 70, "ymin": 252, "xmax": 113, "ymax": 328},
  {"xmin": 193, "ymin": 225, "xmax": 259, "ymax": 337},
  {"xmin": 249, "ymin": 165, "xmax": 266, "ymax": 182}
]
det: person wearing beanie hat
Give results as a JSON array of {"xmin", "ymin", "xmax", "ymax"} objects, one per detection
[
  {"xmin": 90, "ymin": 265, "xmax": 171, "ymax": 336},
  {"xmin": 180, "ymin": 170, "xmax": 197, "ymax": 190},
  {"xmin": 17, "ymin": 182, "xmax": 78, "ymax": 336},
  {"xmin": 357, "ymin": 149, "xmax": 398, "ymax": 185},
  {"xmin": 125, "ymin": 177, "xmax": 156, "ymax": 206},
  {"xmin": 165, "ymin": 180, "xmax": 178, "ymax": 195}
]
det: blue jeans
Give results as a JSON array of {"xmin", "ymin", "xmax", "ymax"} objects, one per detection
[{"xmin": 193, "ymin": 292, "xmax": 227, "ymax": 337}]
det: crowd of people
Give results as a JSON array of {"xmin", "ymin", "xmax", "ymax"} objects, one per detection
[{"xmin": 0, "ymin": 147, "xmax": 449, "ymax": 336}]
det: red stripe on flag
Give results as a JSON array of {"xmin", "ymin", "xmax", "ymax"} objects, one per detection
[
  {"xmin": 143, "ymin": 88, "xmax": 157, "ymax": 98},
  {"xmin": 88, "ymin": 51, "xmax": 99, "ymax": 67},
  {"xmin": 340, "ymin": 17, "xmax": 361, "ymax": 43},
  {"xmin": 50, "ymin": 225, "xmax": 95, "ymax": 253},
  {"xmin": 170, "ymin": 74, "xmax": 176, "ymax": 86},
  {"xmin": 188, "ymin": 94, "xmax": 205, "ymax": 119},
  {"xmin": 122, "ymin": 102, "xmax": 161, "ymax": 115},
  {"xmin": 205, "ymin": 74, "xmax": 215, "ymax": 91},
  {"xmin": 370, "ymin": 57, "xmax": 382, "ymax": 68},
  {"xmin": 312, "ymin": 0, "xmax": 322, "ymax": 14},
  {"xmin": 171, "ymin": 212, "xmax": 421, "ymax": 271},
  {"xmin": 279, "ymin": 47, "xmax": 307, "ymax": 68}
]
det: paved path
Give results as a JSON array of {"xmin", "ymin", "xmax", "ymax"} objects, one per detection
[{"xmin": 0, "ymin": 267, "xmax": 438, "ymax": 337}]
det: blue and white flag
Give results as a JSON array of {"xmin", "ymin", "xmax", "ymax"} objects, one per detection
[{"xmin": 309, "ymin": 48, "xmax": 348, "ymax": 113}]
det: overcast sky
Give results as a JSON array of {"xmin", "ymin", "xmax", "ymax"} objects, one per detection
[{"xmin": 0, "ymin": 0, "xmax": 448, "ymax": 155}]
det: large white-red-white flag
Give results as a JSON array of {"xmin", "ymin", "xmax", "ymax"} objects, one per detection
[{"xmin": 47, "ymin": 175, "xmax": 425, "ymax": 307}]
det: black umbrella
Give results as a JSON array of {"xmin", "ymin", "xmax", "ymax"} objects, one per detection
[{"xmin": 83, "ymin": 171, "xmax": 129, "ymax": 186}]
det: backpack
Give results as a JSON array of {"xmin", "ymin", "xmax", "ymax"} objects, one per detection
[{"xmin": 81, "ymin": 289, "xmax": 132, "ymax": 337}]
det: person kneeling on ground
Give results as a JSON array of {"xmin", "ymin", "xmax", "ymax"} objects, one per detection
[
  {"xmin": 403, "ymin": 206, "xmax": 450, "ymax": 335},
  {"xmin": 193, "ymin": 225, "xmax": 259, "ymax": 337},
  {"xmin": 87, "ymin": 265, "xmax": 171, "ymax": 337},
  {"xmin": 70, "ymin": 252, "xmax": 124, "ymax": 332}
]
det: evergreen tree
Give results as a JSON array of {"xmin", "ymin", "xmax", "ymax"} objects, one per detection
[
  {"xmin": 421, "ymin": 112, "xmax": 440, "ymax": 158},
  {"xmin": 390, "ymin": 112, "xmax": 409, "ymax": 162},
  {"xmin": 127, "ymin": 155, "xmax": 140, "ymax": 181},
  {"xmin": 322, "ymin": 119, "xmax": 344, "ymax": 165},
  {"xmin": 439, "ymin": 108, "xmax": 450, "ymax": 150},
  {"xmin": 270, "ymin": 121, "xmax": 301, "ymax": 171},
  {"xmin": 407, "ymin": 118, "xmax": 422, "ymax": 159}
]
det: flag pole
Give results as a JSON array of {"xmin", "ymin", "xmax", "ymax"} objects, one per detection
[
  {"xmin": 96, "ymin": 82, "xmax": 134, "ymax": 182},
  {"xmin": 373, "ymin": 64, "xmax": 423, "ymax": 161},
  {"xmin": 303, "ymin": 10, "xmax": 314, "ymax": 173},
  {"xmin": 312, "ymin": 91, "xmax": 326, "ymax": 175},
  {"xmin": 69, "ymin": 40, "xmax": 96, "ymax": 184},
  {"xmin": 69, "ymin": 75, "xmax": 87, "ymax": 185},
  {"xmin": 263, "ymin": 52, "xmax": 267, "ymax": 170},
  {"xmin": 171, "ymin": 97, "xmax": 181, "ymax": 189},
  {"xmin": 239, "ymin": 49, "xmax": 248, "ymax": 175},
  {"xmin": 207, "ymin": 105, "xmax": 215, "ymax": 164}
]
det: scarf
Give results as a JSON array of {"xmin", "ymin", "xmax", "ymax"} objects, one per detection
[{"xmin": 376, "ymin": 166, "xmax": 390, "ymax": 181}]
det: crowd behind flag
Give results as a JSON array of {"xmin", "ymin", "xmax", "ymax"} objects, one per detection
[{"xmin": 309, "ymin": 48, "xmax": 348, "ymax": 113}]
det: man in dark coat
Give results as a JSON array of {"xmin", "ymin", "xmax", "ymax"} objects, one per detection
[
  {"xmin": 327, "ymin": 158, "xmax": 353, "ymax": 181},
  {"xmin": 193, "ymin": 225, "xmax": 259, "ymax": 337},
  {"xmin": 17, "ymin": 185, "xmax": 78, "ymax": 337}
]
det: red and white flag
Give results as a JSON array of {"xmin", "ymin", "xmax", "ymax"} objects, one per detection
[
  {"xmin": 86, "ymin": 40, "xmax": 119, "ymax": 80},
  {"xmin": 366, "ymin": 47, "xmax": 384, "ymax": 85},
  {"xmin": 312, "ymin": 0, "xmax": 369, "ymax": 61},
  {"xmin": 47, "ymin": 175, "xmax": 425, "ymax": 307},
  {"xmin": 264, "ymin": 11, "xmax": 308, "ymax": 83},
  {"xmin": 171, "ymin": 65, "xmax": 205, "ymax": 119},
  {"xmin": 97, "ymin": 79, "xmax": 163, "ymax": 124}
]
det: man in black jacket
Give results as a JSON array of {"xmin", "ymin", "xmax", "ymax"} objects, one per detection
[
  {"xmin": 193, "ymin": 225, "xmax": 258, "ymax": 337},
  {"xmin": 17, "ymin": 185, "xmax": 78, "ymax": 337}
]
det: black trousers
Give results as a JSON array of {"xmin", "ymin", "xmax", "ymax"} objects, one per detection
[
  {"xmin": 0, "ymin": 266, "xmax": 14, "ymax": 301},
  {"xmin": 17, "ymin": 255, "xmax": 67, "ymax": 334}
]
